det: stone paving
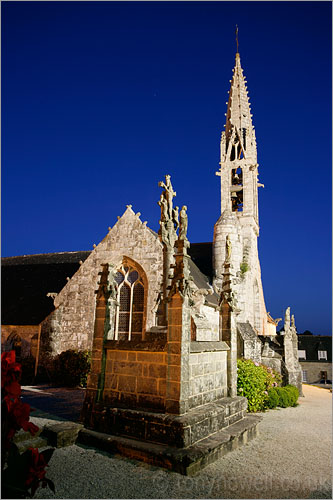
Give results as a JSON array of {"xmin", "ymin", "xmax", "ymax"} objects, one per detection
[
  {"xmin": 21, "ymin": 385, "xmax": 85, "ymax": 422},
  {"xmin": 21, "ymin": 384, "xmax": 332, "ymax": 499}
]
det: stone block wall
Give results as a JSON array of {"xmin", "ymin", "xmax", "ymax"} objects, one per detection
[
  {"xmin": 195, "ymin": 305, "xmax": 219, "ymax": 341},
  {"xmin": 189, "ymin": 343, "xmax": 228, "ymax": 409},
  {"xmin": 103, "ymin": 347, "xmax": 167, "ymax": 411},
  {"xmin": 41, "ymin": 206, "xmax": 163, "ymax": 355},
  {"xmin": 261, "ymin": 356, "xmax": 282, "ymax": 374},
  {"xmin": 299, "ymin": 361, "xmax": 332, "ymax": 384},
  {"xmin": 213, "ymin": 211, "xmax": 269, "ymax": 337}
]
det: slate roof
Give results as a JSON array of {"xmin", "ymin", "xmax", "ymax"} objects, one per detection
[
  {"xmin": 188, "ymin": 242, "xmax": 213, "ymax": 279},
  {"xmin": 2, "ymin": 243, "xmax": 216, "ymax": 325},
  {"xmin": 297, "ymin": 335, "xmax": 332, "ymax": 362},
  {"xmin": 1, "ymin": 252, "xmax": 91, "ymax": 325}
]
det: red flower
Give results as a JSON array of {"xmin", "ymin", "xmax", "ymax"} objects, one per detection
[
  {"xmin": 4, "ymin": 397, "xmax": 39, "ymax": 437},
  {"xmin": 1, "ymin": 351, "xmax": 21, "ymax": 388},
  {"xmin": 25, "ymin": 448, "xmax": 47, "ymax": 486},
  {"xmin": 4, "ymin": 380, "xmax": 21, "ymax": 399},
  {"xmin": 12, "ymin": 400, "xmax": 39, "ymax": 435},
  {"xmin": 1, "ymin": 350, "xmax": 16, "ymax": 366},
  {"xmin": 25, "ymin": 448, "xmax": 53, "ymax": 496}
]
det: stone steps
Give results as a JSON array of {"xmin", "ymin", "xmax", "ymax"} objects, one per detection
[
  {"xmin": 77, "ymin": 413, "xmax": 262, "ymax": 475},
  {"xmin": 84, "ymin": 396, "xmax": 248, "ymax": 448},
  {"xmin": 13, "ymin": 428, "xmax": 48, "ymax": 454},
  {"xmin": 12, "ymin": 420, "xmax": 83, "ymax": 453},
  {"xmin": 15, "ymin": 436, "xmax": 49, "ymax": 454}
]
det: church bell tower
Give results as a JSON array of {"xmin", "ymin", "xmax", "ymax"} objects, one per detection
[{"xmin": 213, "ymin": 43, "xmax": 268, "ymax": 335}]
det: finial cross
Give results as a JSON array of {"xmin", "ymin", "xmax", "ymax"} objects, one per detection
[{"xmin": 236, "ymin": 25, "xmax": 239, "ymax": 53}]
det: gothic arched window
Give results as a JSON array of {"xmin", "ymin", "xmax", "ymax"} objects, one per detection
[{"xmin": 114, "ymin": 263, "xmax": 145, "ymax": 340}]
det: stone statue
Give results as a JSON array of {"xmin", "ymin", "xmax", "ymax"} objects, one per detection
[
  {"xmin": 172, "ymin": 206, "xmax": 179, "ymax": 230},
  {"xmin": 291, "ymin": 314, "xmax": 295, "ymax": 329},
  {"xmin": 179, "ymin": 206, "xmax": 188, "ymax": 240},
  {"xmin": 284, "ymin": 306, "xmax": 291, "ymax": 331},
  {"xmin": 158, "ymin": 175, "xmax": 178, "ymax": 247},
  {"xmin": 107, "ymin": 264, "xmax": 118, "ymax": 301},
  {"xmin": 158, "ymin": 194, "xmax": 168, "ymax": 223},
  {"xmin": 158, "ymin": 175, "xmax": 176, "ymax": 221},
  {"xmin": 226, "ymin": 235, "xmax": 232, "ymax": 263}
]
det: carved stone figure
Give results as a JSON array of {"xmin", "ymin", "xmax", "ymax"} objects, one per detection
[
  {"xmin": 179, "ymin": 206, "xmax": 188, "ymax": 240},
  {"xmin": 158, "ymin": 175, "xmax": 178, "ymax": 247},
  {"xmin": 226, "ymin": 235, "xmax": 232, "ymax": 263},
  {"xmin": 158, "ymin": 174, "xmax": 176, "ymax": 221},
  {"xmin": 158, "ymin": 194, "xmax": 168, "ymax": 223},
  {"xmin": 172, "ymin": 206, "xmax": 179, "ymax": 230},
  {"xmin": 284, "ymin": 306, "xmax": 291, "ymax": 331},
  {"xmin": 107, "ymin": 264, "xmax": 118, "ymax": 301}
]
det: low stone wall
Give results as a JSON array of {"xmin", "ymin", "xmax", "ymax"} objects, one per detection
[
  {"xmin": 189, "ymin": 342, "xmax": 229, "ymax": 409},
  {"xmin": 103, "ymin": 342, "xmax": 167, "ymax": 411}
]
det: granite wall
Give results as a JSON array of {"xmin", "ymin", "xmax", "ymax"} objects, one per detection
[{"xmin": 40, "ymin": 206, "xmax": 164, "ymax": 355}]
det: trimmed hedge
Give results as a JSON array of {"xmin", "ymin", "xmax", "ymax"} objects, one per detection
[
  {"xmin": 267, "ymin": 385, "xmax": 299, "ymax": 409},
  {"xmin": 267, "ymin": 387, "xmax": 280, "ymax": 409}
]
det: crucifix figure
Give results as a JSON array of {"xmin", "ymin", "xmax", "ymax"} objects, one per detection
[{"xmin": 158, "ymin": 175, "xmax": 176, "ymax": 221}]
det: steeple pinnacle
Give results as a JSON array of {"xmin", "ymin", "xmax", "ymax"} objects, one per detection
[
  {"xmin": 224, "ymin": 52, "xmax": 255, "ymax": 155},
  {"xmin": 217, "ymin": 46, "xmax": 260, "ymax": 221},
  {"xmin": 235, "ymin": 25, "xmax": 239, "ymax": 55}
]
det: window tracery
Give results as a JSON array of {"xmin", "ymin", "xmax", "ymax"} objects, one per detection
[{"xmin": 114, "ymin": 264, "xmax": 145, "ymax": 340}]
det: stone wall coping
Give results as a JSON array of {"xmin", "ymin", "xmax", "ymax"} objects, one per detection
[
  {"xmin": 103, "ymin": 339, "xmax": 229, "ymax": 353},
  {"xmin": 190, "ymin": 341, "xmax": 230, "ymax": 352},
  {"xmin": 104, "ymin": 339, "xmax": 167, "ymax": 352}
]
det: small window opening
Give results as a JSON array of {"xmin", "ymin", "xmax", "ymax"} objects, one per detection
[{"xmin": 231, "ymin": 167, "xmax": 243, "ymax": 212}]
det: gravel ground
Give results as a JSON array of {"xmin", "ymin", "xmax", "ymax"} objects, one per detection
[{"xmin": 30, "ymin": 384, "xmax": 332, "ymax": 499}]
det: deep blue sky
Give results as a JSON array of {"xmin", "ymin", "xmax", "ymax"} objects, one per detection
[{"xmin": 2, "ymin": 1, "xmax": 332, "ymax": 334}]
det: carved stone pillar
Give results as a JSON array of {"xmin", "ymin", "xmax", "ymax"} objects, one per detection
[
  {"xmin": 166, "ymin": 238, "xmax": 192, "ymax": 414},
  {"xmin": 81, "ymin": 263, "xmax": 117, "ymax": 424},
  {"xmin": 282, "ymin": 308, "xmax": 304, "ymax": 396},
  {"xmin": 158, "ymin": 175, "xmax": 178, "ymax": 326},
  {"xmin": 220, "ymin": 245, "xmax": 239, "ymax": 397}
]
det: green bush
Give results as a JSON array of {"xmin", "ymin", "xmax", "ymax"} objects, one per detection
[
  {"xmin": 262, "ymin": 365, "xmax": 282, "ymax": 390},
  {"xmin": 274, "ymin": 385, "xmax": 299, "ymax": 408},
  {"xmin": 237, "ymin": 359, "xmax": 268, "ymax": 412},
  {"xmin": 52, "ymin": 350, "xmax": 91, "ymax": 387},
  {"xmin": 267, "ymin": 388, "xmax": 280, "ymax": 409},
  {"xmin": 284, "ymin": 385, "xmax": 299, "ymax": 407}
]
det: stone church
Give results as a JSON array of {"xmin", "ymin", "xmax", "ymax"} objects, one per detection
[{"xmin": 2, "ymin": 49, "xmax": 303, "ymax": 470}]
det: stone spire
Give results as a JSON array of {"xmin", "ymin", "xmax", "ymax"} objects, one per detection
[
  {"xmin": 214, "ymin": 43, "xmax": 268, "ymax": 336},
  {"xmin": 217, "ymin": 49, "xmax": 260, "ymax": 220},
  {"xmin": 223, "ymin": 52, "xmax": 257, "ymax": 162}
]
